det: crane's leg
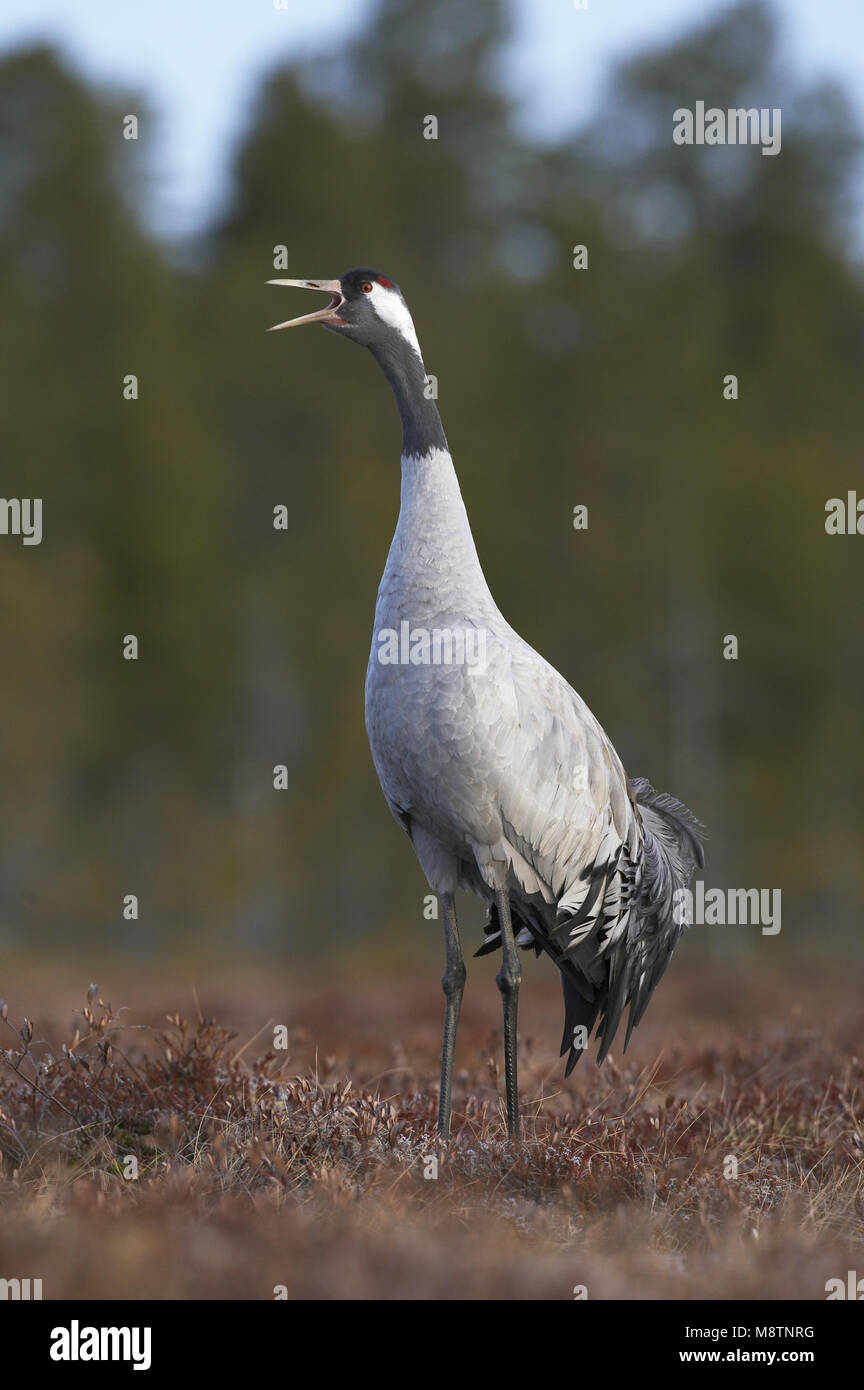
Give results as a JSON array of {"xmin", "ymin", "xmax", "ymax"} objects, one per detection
[
  {"xmin": 437, "ymin": 891, "xmax": 466, "ymax": 1139},
  {"xmin": 495, "ymin": 887, "xmax": 521, "ymax": 1140}
]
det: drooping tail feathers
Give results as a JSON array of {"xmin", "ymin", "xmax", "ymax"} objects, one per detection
[
  {"xmin": 561, "ymin": 778, "xmax": 705, "ymax": 1075},
  {"xmin": 474, "ymin": 779, "xmax": 705, "ymax": 1077},
  {"xmin": 630, "ymin": 776, "xmax": 705, "ymax": 881}
]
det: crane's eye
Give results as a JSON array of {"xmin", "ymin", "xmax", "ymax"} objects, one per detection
[{"xmin": 360, "ymin": 282, "xmax": 373, "ymax": 293}]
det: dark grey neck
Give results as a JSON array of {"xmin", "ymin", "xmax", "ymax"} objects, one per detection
[{"xmin": 369, "ymin": 337, "xmax": 448, "ymax": 458}]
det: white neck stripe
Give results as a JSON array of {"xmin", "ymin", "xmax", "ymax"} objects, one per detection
[{"xmin": 367, "ymin": 282, "xmax": 423, "ymax": 361}]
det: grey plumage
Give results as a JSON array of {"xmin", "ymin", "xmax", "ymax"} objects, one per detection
[
  {"xmin": 478, "ymin": 778, "xmax": 704, "ymax": 1074},
  {"xmin": 364, "ymin": 438, "xmax": 705, "ymax": 1082},
  {"xmin": 270, "ymin": 266, "xmax": 705, "ymax": 1138}
]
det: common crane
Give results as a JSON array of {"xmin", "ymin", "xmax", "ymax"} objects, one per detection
[{"xmin": 269, "ymin": 269, "xmax": 704, "ymax": 1140}]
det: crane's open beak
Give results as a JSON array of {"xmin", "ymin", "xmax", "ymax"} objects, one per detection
[{"xmin": 267, "ymin": 279, "xmax": 346, "ymax": 331}]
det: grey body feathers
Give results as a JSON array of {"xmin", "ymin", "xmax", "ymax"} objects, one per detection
[{"xmin": 365, "ymin": 443, "xmax": 704, "ymax": 1072}]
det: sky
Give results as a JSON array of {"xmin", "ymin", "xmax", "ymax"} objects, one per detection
[{"xmin": 1, "ymin": 0, "xmax": 863, "ymax": 239}]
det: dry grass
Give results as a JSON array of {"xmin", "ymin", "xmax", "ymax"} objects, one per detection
[{"xmin": 0, "ymin": 957, "xmax": 862, "ymax": 1299}]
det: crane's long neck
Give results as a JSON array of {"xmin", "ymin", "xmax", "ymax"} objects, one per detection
[
  {"xmin": 369, "ymin": 334, "xmax": 447, "ymax": 459},
  {"xmin": 370, "ymin": 334, "xmax": 494, "ymax": 612}
]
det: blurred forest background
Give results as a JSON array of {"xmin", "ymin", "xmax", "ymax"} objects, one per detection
[{"xmin": 0, "ymin": 0, "xmax": 861, "ymax": 970}]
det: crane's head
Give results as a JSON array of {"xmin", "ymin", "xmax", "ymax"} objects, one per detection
[{"xmin": 267, "ymin": 268, "xmax": 422, "ymax": 364}]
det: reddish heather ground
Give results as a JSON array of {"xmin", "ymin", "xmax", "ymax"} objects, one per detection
[{"xmin": 0, "ymin": 954, "xmax": 861, "ymax": 1299}]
